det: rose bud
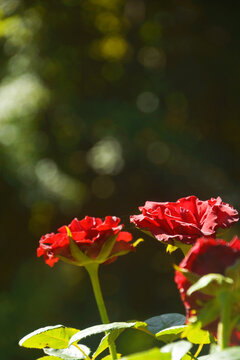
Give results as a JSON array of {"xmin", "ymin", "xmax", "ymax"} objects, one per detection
[{"xmin": 175, "ymin": 237, "xmax": 240, "ymax": 345}]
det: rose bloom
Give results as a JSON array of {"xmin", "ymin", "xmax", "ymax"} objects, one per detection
[
  {"xmin": 37, "ymin": 216, "xmax": 134, "ymax": 267},
  {"xmin": 130, "ymin": 196, "xmax": 238, "ymax": 245},
  {"xmin": 175, "ymin": 237, "xmax": 240, "ymax": 345}
]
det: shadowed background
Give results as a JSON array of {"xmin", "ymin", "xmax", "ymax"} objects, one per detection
[{"xmin": 0, "ymin": 0, "xmax": 240, "ymax": 358}]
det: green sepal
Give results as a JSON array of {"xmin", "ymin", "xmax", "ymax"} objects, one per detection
[
  {"xmin": 187, "ymin": 273, "xmax": 233, "ymax": 296},
  {"xmin": 140, "ymin": 229, "xmax": 155, "ymax": 238},
  {"xmin": 67, "ymin": 228, "xmax": 91, "ymax": 266},
  {"xmin": 106, "ymin": 249, "xmax": 132, "ymax": 261},
  {"xmin": 166, "ymin": 244, "xmax": 178, "ymax": 254},
  {"xmin": 56, "ymin": 255, "xmax": 79, "ymax": 266},
  {"xmin": 133, "ymin": 238, "xmax": 144, "ymax": 247},
  {"xmin": 172, "ymin": 241, "xmax": 191, "ymax": 256},
  {"xmin": 174, "ymin": 265, "xmax": 201, "ymax": 284},
  {"xmin": 226, "ymin": 259, "xmax": 240, "ymax": 288},
  {"xmin": 95, "ymin": 234, "xmax": 118, "ymax": 263}
]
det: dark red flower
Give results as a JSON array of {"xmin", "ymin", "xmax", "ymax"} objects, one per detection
[
  {"xmin": 130, "ymin": 196, "xmax": 238, "ymax": 245},
  {"xmin": 175, "ymin": 237, "xmax": 240, "ymax": 345},
  {"xmin": 37, "ymin": 216, "xmax": 134, "ymax": 267}
]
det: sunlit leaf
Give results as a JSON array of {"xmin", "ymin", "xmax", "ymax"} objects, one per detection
[
  {"xmin": 19, "ymin": 325, "xmax": 79, "ymax": 349},
  {"xmin": 101, "ymin": 354, "xmax": 122, "ymax": 359},
  {"xmin": 121, "ymin": 347, "xmax": 171, "ymax": 360},
  {"xmin": 198, "ymin": 346, "xmax": 240, "ymax": 359},
  {"xmin": 37, "ymin": 357, "xmax": 63, "ymax": 360},
  {"xmin": 182, "ymin": 324, "xmax": 213, "ymax": 344},
  {"xmin": 44, "ymin": 344, "xmax": 91, "ymax": 359},
  {"xmin": 187, "ymin": 273, "xmax": 233, "ymax": 296},
  {"xmin": 145, "ymin": 313, "xmax": 186, "ymax": 335},
  {"xmin": 156, "ymin": 325, "xmax": 187, "ymax": 342},
  {"xmin": 160, "ymin": 340, "xmax": 192, "ymax": 360},
  {"xmin": 69, "ymin": 322, "xmax": 146, "ymax": 346},
  {"xmin": 92, "ymin": 329, "xmax": 125, "ymax": 359},
  {"xmin": 188, "ymin": 298, "xmax": 220, "ymax": 328}
]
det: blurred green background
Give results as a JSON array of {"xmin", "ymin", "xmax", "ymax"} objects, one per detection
[{"xmin": 0, "ymin": 0, "xmax": 239, "ymax": 358}]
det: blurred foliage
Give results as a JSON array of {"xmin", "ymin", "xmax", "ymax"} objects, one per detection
[{"xmin": 0, "ymin": 0, "xmax": 239, "ymax": 358}]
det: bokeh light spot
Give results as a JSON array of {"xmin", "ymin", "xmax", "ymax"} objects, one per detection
[
  {"xmin": 100, "ymin": 36, "xmax": 129, "ymax": 61},
  {"xmin": 95, "ymin": 12, "xmax": 121, "ymax": 33},
  {"xmin": 138, "ymin": 46, "xmax": 166, "ymax": 69},
  {"xmin": 87, "ymin": 136, "xmax": 124, "ymax": 174},
  {"xmin": 136, "ymin": 91, "xmax": 159, "ymax": 113},
  {"xmin": 147, "ymin": 141, "xmax": 170, "ymax": 165}
]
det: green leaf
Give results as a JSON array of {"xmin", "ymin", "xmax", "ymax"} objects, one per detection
[
  {"xmin": 69, "ymin": 322, "xmax": 146, "ymax": 346},
  {"xmin": 156, "ymin": 325, "xmax": 187, "ymax": 343},
  {"xmin": 37, "ymin": 357, "xmax": 63, "ymax": 360},
  {"xmin": 92, "ymin": 320, "xmax": 149, "ymax": 360},
  {"xmin": 96, "ymin": 234, "xmax": 117, "ymax": 263},
  {"xmin": 187, "ymin": 274, "xmax": 233, "ymax": 296},
  {"xmin": 19, "ymin": 325, "xmax": 80, "ymax": 349},
  {"xmin": 101, "ymin": 354, "xmax": 122, "ymax": 359},
  {"xmin": 160, "ymin": 340, "xmax": 192, "ymax": 360},
  {"xmin": 92, "ymin": 328, "xmax": 125, "ymax": 359},
  {"xmin": 44, "ymin": 344, "xmax": 90, "ymax": 359},
  {"xmin": 145, "ymin": 313, "xmax": 186, "ymax": 335},
  {"xmin": 182, "ymin": 324, "xmax": 213, "ymax": 344},
  {"xmin": 198, "ymin": 347, "xmax": 240, "ymax": 360},
  {"xmin": 188, "ymin": 298, "xmax": 220, "ymax": 329},
  {"xmin": 121, "ymin": 347, "xmax": 171, "ymax": 360}
]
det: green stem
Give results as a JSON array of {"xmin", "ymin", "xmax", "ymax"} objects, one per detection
[
  {"xmin": 217, "ymin": 291, "xmax": 232, "ymax": 349},
  {"xmin": 86, "ymin": 263, "xmax": 118, "ymax": 360}
]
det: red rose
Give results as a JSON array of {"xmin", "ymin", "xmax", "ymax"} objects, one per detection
[
  {"xmin": 37, "ymin": 216, "xmax": 134, "ymax": 267},
  {"xmin": 175, "ymin": 237, "xmax": 240, "ymax": 345},
  {"xmin": 130, "ymin": 196, "xmax": 238, "ymax": 245}
]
